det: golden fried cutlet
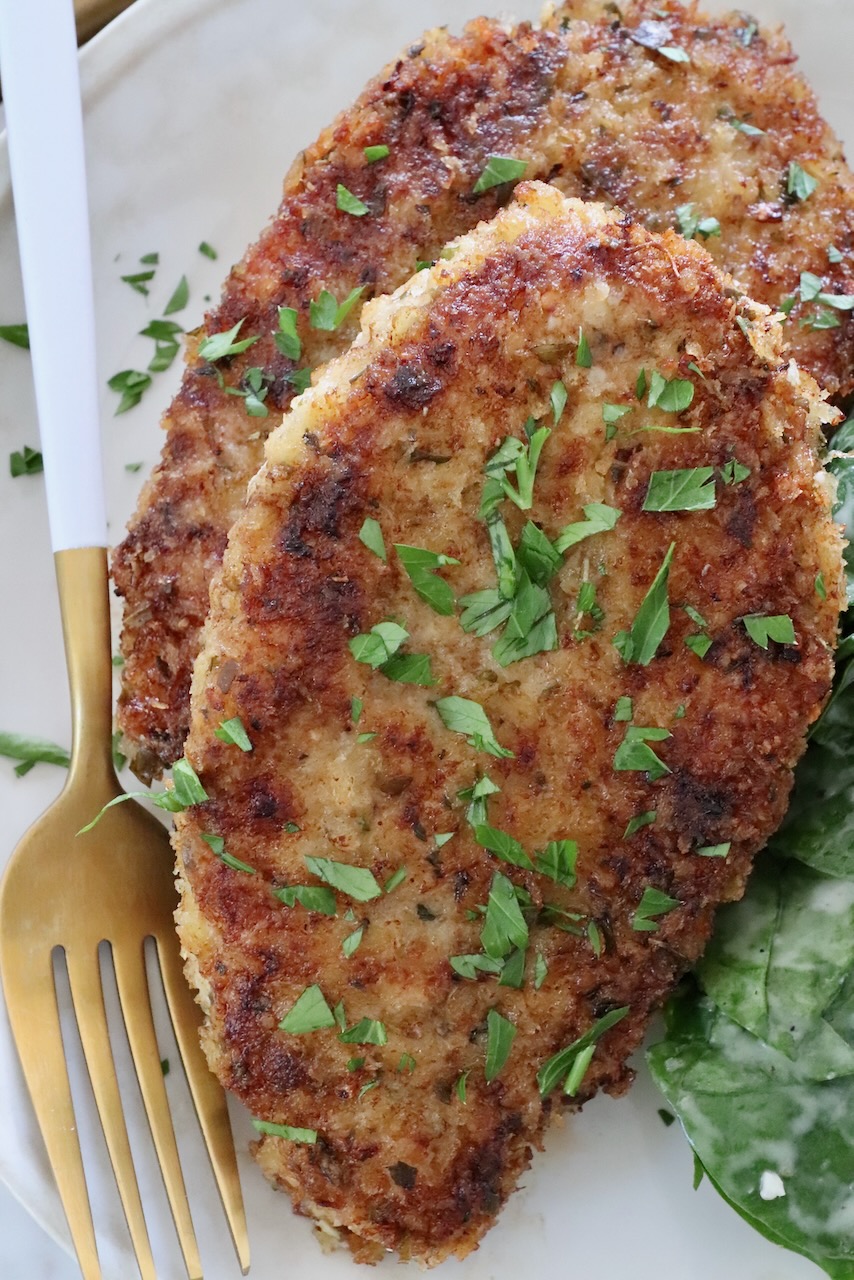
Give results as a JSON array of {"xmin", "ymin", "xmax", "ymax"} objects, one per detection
[
  {"xmin": 113, "ymin": 0, "xmax": 854, "ymax": 781},
  {"xmin": 173, "ymin": 186, "xmax": 843, "ymax": 1265}
]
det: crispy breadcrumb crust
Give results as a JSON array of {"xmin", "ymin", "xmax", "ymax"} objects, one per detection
[
  {"xmin": 113, "ymin": 0, "xmax": 854, "ymax": 780},
  {"xmin": 173, "ymin": 187, "xmax": 843, "ymax": 1266}
]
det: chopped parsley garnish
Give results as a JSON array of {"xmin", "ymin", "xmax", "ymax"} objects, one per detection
[
  {"xmin": 685, "ymin": 633, "xmax": 712, "ymax": 659},
  {"xmin": 484, "ymin": 1009, "xmax": 516, "ymax": 1082},
  {"xmin": 435, "ymin": 832, "xmax": 455, "ymax": 848},
  {"xmin": 0, "ymin": 732, "xmax": 69, "ymax": 777},
  {"xmin": 459, "ymin": 588, "xmax": 513, "ymax": 638},
  {"xmin": 304, "ymin": 856, "xmax": 381, "ymax": 901},
  {"xmin": 516, "ymin": 521, "xmax": 562, "ymax": 586},
  {"xmin": 553, "ymin": 502, "xmax": 621, "ymax": 554},
  {"xmin": 214, "ymin": 716, "xmax": 252, "ymax": 751},
  {"xmin": 481, "ymin": 871, "xmax": 529, "ymax": 959},
  {"xmin": 338, "ymin": 1018, "xmax": 387, "ymax": 1045},
  {"xmin": 384, "ymin": 867, "xmax": 407, "ymax": 893},
  {"xmin": 336, "ymin": 184, "xmax": 369, "ymax": 216},
  {"xmin": 697, "ymin": 842, "xmax": 731, "ymax": 858},
  {"xmin": 498, "ymin": 948, "xmax": 526, "ymax": 989},
  {"xmin": 450, "ymin": 954, "xmax": 504, "ymax": 980},
  {"xmin": 342, "ymin": 927, "xmax": 364, "ymax": 957},
  {"xmin": 628, "ymin": 21, "xmax": 689, "ymax": 63},
  {"xmin": 815, "ymin": 572, "xmax": 827, "ymax": 600},
  {"xmin": 285, "ymin": 367, "xmax": 312, "ymax": 394},
  {"xmin": 435, "ymin": 696, "xmax": 514, "ymax": 759},
  {"xmin": 643, "ymin": 467, "xmax": 716, "ymax": 512},
  {"xmin": 0, "ymin": 322, "xmax": 29, "ymax": 349},
  {"xmin": 139, "ymin": 252, "xmax": 159, "ymax": 265},
  {"xmin": 140, "ymin": 319, "xmax": 182, "ymax": 373},
  {"xmin": 252, "ymin": 1119, "xmax": 317, "ymax": 1144},
  {"xmin": 108, "ymin": 369, "xmax": 152, "ymax": 414},
  {"xmin": 163, "ymin": 275, "xmax": 189, "ymax": 316},
  {"xmin": 632, "ymin": 886, "xmax": 680, "ymax": 931},
  {"xmin": 603, "ymin": 402, "xmax": 631, "ymax": 439},
  {"xmin": 379, "ymin": 653, "xmax": 436, "ymax": 685},
  {"xmin": 473, "ymin": 155, "xmax": 528, "ymax": 193},
  {"xmin": 121, "ymin": 270, "xmax": 155, "ymax": 295},
  {"xmin": 730, "ymin": 118, "xmax": 765, "ymax": 137},
  {"xmin": 274, "ymin": 885, "xmax": 336, "ymax": 915},
  {"xmin": 491, "ymin": 572, "xmax": 557, "ymax": 666},
  {"xmin": 534, "ymin": 840, "xmax": 578, "ymax": 888},
  {"xmin": 397, "ymin": 1054, "xmax": 416, "ymax": 1073},
  {"xmin": 333, "ymin": 1001, "xmax": 346, "ymax": 1031},
  {"xmin": 351, "ymin": 696, "xmax": 363, "ymax": 723},
  {"xmin": 614, "ymin": 696, "xmax": 633, "ymax": 722},
  {"xmin": 587, "ymin": 920, "xmax": 603, "ymax": 957},
  {"xmin": 309, "ymin": 286, "xmax": 365, "ymax": 332},
  {"xmin": 455, "ymin": 1070, "xmax": 470, "ymax": 1102},
  {"xmin": 563, "ymin": 1042, "xmax": 596, "ymax": 1096},
  {"xmin": 613, "ymin": 726, "xmax": 672, "ymax": 781},
  {"xmin": 198, "ymin": 241, "xmax": 217, "ymax": 259},
  {"xmin": 534, "ymin": 953, "xmax": 548, "ymax": 989},
  {"xmin": 576, "ymin": 328, "xmax": 592, "ymax": 368},
  {"xmin": 484, "ymin": 427, "xmax": 551, "ymax": 511},
  {"xmin": 358, "ymin": 1079, "xmax": 380, "ymax": 1099},
  {"xmin": 613, "ymin": 542, "xmax": 675, "ymax": 665},
  {"xmin": 787, "ymin": 161, "xmax": 818, "ymax": 202},
  {"xmin": 624, "ymin": 811, "xmax": 657, "ymax": 838},
  {"xmin": 675, "ymin": 204, "xmax": 721, "ymax": 240},
  {"xmin": 537, "ymin": 1007, "xmax": 630, "ymax": 1096},
  {"xmin": 358, "ymin": 517, "xmax": 386, "ymax": 561},
  {"xmin": 357, "ymin": 732, "xmax": 377, "ymax": 743},
  {"xmin": 720, "ymin": 459, "xmax": 751, "ymax": 485},
  {"xmin": 458, "ymin": 773, "xmax": 501, "ymax": 828},
  {"xmin": 364, "ymin": 144, "xmax": 390, "ymax": 162},
  {"xmin": 197, "ymin": 318, "xmax": 259, "ymax": 362},
  {"xmin": 349, "ymin": 621, "xmax": 408, "ymax": 668},
  {"xmin": 275, "ymin": 306, "xmax": 301, "ymax": 360},
  {"xmin": 475, "ymin": 823, "xmax": 532, "ymax": 870},
  {"xmin": 347, "ymin": 1057, "xmax": 365, "ymax": 1071},
  {"xmin": 9, "ymin": 445, "xmax": 43, "ymax": 477},
  {"xmin": 798, "ymin": 271, "xmax": 854, "ymax": 313},
  {"xmin": 279, "ymin": 985, "xmax": 335, "ymax": 1034},
  {"xmin": 550, "ymin": 379, "xmax": 567, "ymax": 423},
  {"xmin": 201, "ymin": 833, "xmax": 255, "ymax": 875},
  {"xmin": 646, "ymin": 371, "xmax": 695, "ymax": 413},
  {"xmin": 223, "ymin": 366, "xmax": 269, "ymax": 417},
  {"xmin": 77, "ymin": 756, "xmax": 208, "ymax": 833},
  {"xmin": 395, "ymin": 544, "xmax": 459, "ymax": 615},
  {"xmin": 742, "ymin": 614, "xmax": 796, "ymax": 649},
  {"xmin": 283, "ymin": 822, "xmax": 301, "ymax": 833}
]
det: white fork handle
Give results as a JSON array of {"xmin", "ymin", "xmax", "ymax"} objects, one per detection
[{"xmin": 0, "ymin": 0, "xmax": 107, "ymax": 551}]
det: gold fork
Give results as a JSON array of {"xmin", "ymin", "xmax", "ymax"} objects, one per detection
[{"xmin": 0, "ymin": 3, "xmax": 249, "ymax": 1277}]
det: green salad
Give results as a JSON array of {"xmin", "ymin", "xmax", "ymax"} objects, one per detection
[{"xmin": 649, "ymin": 417, "xmax": 854, "ymax": 1277}]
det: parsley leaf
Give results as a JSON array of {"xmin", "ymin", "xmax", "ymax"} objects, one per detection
[
  {"xmin": 214, "ymin": 717, "xmax": 252, "ymax": 751},
  {"xmin": 459, "ymin": 588, "xmax": 513, "ymax": 637},
  {"xmin": 485, "ymin": 1009, "xmax": 516, "ymax": 1082},
  {"xmin": 450, "ymin": 954, "xmax": 504, "ymax": 980},
  {"xmin": 473, "ymin": 155, "xmax": 528, "ymax": 193},
  {"xmin": 364, "ymin": 144, "xmax": 389, "ymax": 162},
  {"xmin": 787, "ymin": 161, "xmax": 818, "ymax": 202},
  {"xmin": 491, "ymin": 571, "xmax": 556, "ymax": 667},
  {"xmin": 553, "ymin": 502, "xmax": 621, "ymax": 554},
  {"xmin": 435, "ymin": 696, "xmax": 514, "ymax": 759},
  {"xmin": 198, "ymin": 319, "xmax": 259, "ymax": 362},
  {"xmin": 336, "ymin": 184, "xmax": 369, "ymax": 216},
  {"xmin": 275, "ymin": 306, "xmax": 301, "ymax": 360},
  {"xmin": 309, "ymin": 286, "xmax": 365, "ymax": 332},
  {"xmin": 676, "ymin": 204, "xmax": 721, "ymax": 240},
  {"xmin": 516, "ymin": 521, "xmax": 562, "ymax": 585},
  {"xmin": 458, "ymin": 774, "xmax": 501, "ymax": 828},
  {"xmin": 647, "ymin": 371, "xmax": 695, "ymax": 413},
  {"xmin": 643, "ymin": 467, "xmax": 716, "ymax": 512},
  {"xmin": 198, "ymin": 241, "xmax": 217, "ymax": 259},
  {"xmin": 576, "ymin": 328, "xmax": 592, "ymax": 368},
  {"xmin": 624, "ymin": 811, "xmax": 657, "ymax": 838},
  {"xmin": 742, "ymin": 614, "xmax": 796, "ymax": 649},
  {"xmin": 550, "ymin": 379, "xmax": 568, "ymax": 423},
  {"xmin": 279, "ymin": 985, "xmax": 335, "ymax": 1034},
  {"xmin": 614, "ymin": 696, "xmax": 633, "ymax": 722},
  {"xmin": 614, "ymin": 726, "xmax": 672, "ymax": 781},
  {"xmin": 108, "ymin": 369, "xmax": 152, "ymax": 414},
  {"xmin": 455, "ymin": 1069, "xmax": 470, "ymax": 1101},
  {"xmin": 359, "ymin": 517, "xmax": 386, "ymax": 561},
  {"xmin": 252, "ymin": 1119, "xmax": 317, "ymax": 1144},
  {"xmin": 603, "ymin": 402, "xmax": 631, "ymax": 440},
  {"xmin": 304, "ymin": 856, "xmax": 381, "ymax": 901},
  {"xmin": 537, "ymin": 1007, "xmax": 630, "ymax": 1096},
  {"xmin": 274, "ymin": 885, "xmax": 337, "ymax": 915},
  {"xmin": 613, "ymin": 542, "xmax": 675, "ymax": 665},
  {"xmin": 474, "ymin": 823, "xmax": 534, "ymax": 870},
  {"xmin": 696, "ymin": 842, "xmax": 731, "ymax": 858},
  {"xmin": 9, "ymin": 445, "xmax": 43, "ymax": 477},
  {"xmin": 632, "ymin": 886, "xmax": 680, "ymax": 931},
  {"xmin": 376, "ymin": 652, "xmax": 436, "ymax": 686},
  {"xmin": 0, "ymin": 322, "xmax": 29, "ymax": 349},
  {"xmin": 200, "ymin": 833, "xmax": 255, "ymax": 875},
  {"xmin": 481, "ymin": 871, "xmax": 529, "ymax": 959},
  {"xmin": 486, "ymin": 427, "xmax": 551, "ymax": 510},
  {"xmin": 163, "ymin": 275, "xmax": 189, "ymax": 316},
  {"xmin": 534, "ymin": 840, "xmax": 578, "ymax": 888},
  {"xmin": 720, "ymin": 459, "xmax": 751, "ymax": 485},
  {"xmin": 730, "ymin": 118, "xmax": 765, "ymax": 137},
  {"xmin": 338, "ymin": 1018, "xmax": 387, "ymax": 1045},
  {"xmin": 395, "ymin": 544, "xmax": 459, "ymax": 615},
  {"xmin": 534, "ymin": 953, "xmax": 548, "ymax": 989},
  {"xmin": 0, "ymin": 731, "xmax": 69, "ymax": 776},
  {"xmin": 121, "ymin": 269, "xmax": 155, "ymax": 295},
  {"xmin": 349, "ymin": 621, "xmax": 408, "ymax": 668}
]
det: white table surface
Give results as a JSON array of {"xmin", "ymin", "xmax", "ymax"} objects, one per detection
[{"xmin": 0, "ymin": 1181, "xmax": 77, "ymax": 1280}]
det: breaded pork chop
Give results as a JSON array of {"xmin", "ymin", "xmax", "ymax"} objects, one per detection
[
  {"xmin": 114, "ymin": 0, "xmax": 854, "ymax": 781},
  {"xmin": 173, "ymin": 186, "xmax": 843, "ymax": 1265}
]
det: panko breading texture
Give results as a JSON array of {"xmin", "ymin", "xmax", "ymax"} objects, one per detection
[
  {"xmin": 174, "ymin": 186, "xmax": 843, "ymax": 1266},
  {"xmin": 114, "ymin": 0, "xmax": 854, "ymax": 781}
]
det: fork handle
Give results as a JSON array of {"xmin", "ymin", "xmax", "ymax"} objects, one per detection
[
  {"xmin": 56, "ymin": 548, "xmax": 115, "ymax": 782},
  {"xmin": 0, "ymin": 0, "xmax": 107, "ymax": 551}
]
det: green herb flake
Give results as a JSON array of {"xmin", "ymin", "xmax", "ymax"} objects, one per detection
[
  {"xmin": 696, "ymin": 842, "xmax": 731, "ymax": 858},
  {"xmin": 397, "ymin": 1053, "xmax": 416, "ymax": 1073},
  {"xmin": 534, "ymin": 840, "xmax": 578, "ymax": 889},
  {"xmin": 351, "ymin": 697, "xmax": 363, "ymax": 724},
  {"xmin": 550, "ymin": 379, "xmax": 568, "ymax": 424},
  {"xmin": 563, "ymin": 1042, "xmax": 596, "ymax": 1096},
  {"xmin": 624, "ymin": 811, "xmax": 657, "ymax": 838},
  {"xmin": 332, "ymin": 1001, "xmax": 346, "ymax": 1031},
  {"xmin": 121, "ymin": 270, "xmax": 155, "ymax": 295},
  {"xmin": 304, "ymin": 856, "xmax": 382, "ymax": 902},
  {"xmin": 676, "ymin": 204, "xmax": 722, "ymax": 241},
  {"xmin": 364, "ymin": 144, "xmax": 389, "ymax": 163},
  {"xmin": 643, "ymin": 467, "xmax": 716, "ymax": 513},
  {"xmin": 614, "ymin": 696, "xmax": 633, "ymax": 722},
  {"xmin": 632, "ymin": 885, "xmax": 680, "ymax": 932},
  {"xmin": 201, "ymin": 833, "xmax": 255, "ymax": 875},
  {"xmin": 384, "ymin": 867, "xmax": 407, "ymax": 894},
  {"xmin": 214, "ymin": 716, "xmax": 252, "ymax": 752},
  {"xmin": 339, "ymin": 1018, "xmax": 387, "ymax": 1046},
  {"xmin": 342, "ymin": 927, "xmax": 364, "ymax": 957},
  {"xmin": 357, "ymin": 731, "xmax": 377, "ymax": 743},
  {"xmin": 484, "ymin": 1008, "xmax": 517, "ymax": 1082},
  {"xmin": 358, "ymin": 1079, "xmax": 380, "ymax": 1099},
  {"xmin": 516, "ymin": 521, "xmax": 562, "ymax": 587},
  {"xmin": 279, "ymin": 985, "xmax": 335, "ymax": 1034},
  {"xmin": 455, "ymin": 1069, "xmax": 470, "ymax": 1103},
  {"xmin": 435, "ymin": 696, "xmax": 514, "ymax": 759},
  {"xmin": 534, "ymin": 952, "xmax": 548, "ymax": 989},
  {"xmin": 587, "ymin": 920, "xmax": 603, "ymax": 958},
  {"xmin": 720, "ymin": 459, "xmax": 751, "ymax": 485},
  {"xmin": 614, "ymin": 726, "xmax": 672, "ymax": 782},
  {"xmin": 108, "ymin": 369, "xmax": 152, "ymax": 414},
  {"xmin": 481, "ymin": 871, "xmax": 529, "ymax": 960},
  {"xmin": 275, "ymin": 306, "xmax": 301, "ymax": 360},
  {"xmin": 614, "ymin": 542, "xmax": 675, "ymax": 665},
  {"xmin": 647, "ymin": 371, "xmax": 695, "ymax": 413},
  {"xmin": 9, "ymin": 445, "xmax": 43, "ymax": 477},
  {"xmin": 742, "ymin": 614, "xmax": 796, "ymax": 649},
  {"xmin": 336, "ymin": 184, "xmax": 369, "ymax": 216},
  {"xmin": 450, "ymin": 954, "xmax": 504, "ymax": 980},
  {"xmin": 435, "ymin": 832, "xmax": 455, "ymax": 848},
  {"xmin": 537, "ymin": 1007, "xmax": 630, "ymax": 1096},
  {"xmin": 659, "ymin": 44, "xmax": 690, "ymax": 62},
  {"xmin": 485, "ymin": 427, "xmax": 551, "ymax": 512},
  {"xmin": 283, "ymin": 822, "xmax": 301, "ymax": 833},
  {"xmin": 473, "ymin": 155, "xmax": 528, "ymax": 194},
  {"xmin": 475, "ymin": 823, "xmax": 533, "ymax": 870},
  {"xmin": 730, "ymin": 118, "xmax": 765, "ymax": 137},
  {"xmin": 359, "ymin": 517, "xmax": 387, "ymax": 562},
  {"xmin": 0, "ymin": 322, "xmax": 29, "ymax": 348},
  {"xmin": 553, "ymin": 502, "xmax": 621, "ymax": 554},
  {"xmin": 274, "ymin": 884, "xmax": 336, "ymax": 915},
  {"xmin": 787, "ymin": 161, "xmax": 818, "ymax": 202},
  {"xmin": 576, "ymin": 328, "xmax": 592, "ymax": 368},
  {"xmin": 815, "ymin": 572, "xmax": 827, "ymax": 600},
  {"xmin": 658, "ymin": 1108, "xmax": 676, "ymax": 1126},
  {"xmin": 395, "ymin": 544, "xmax": 459, "ymax": 615},
  {"xmin": 252, "ymin": 1118, "xmax": 317, "ymax": 1144},
  {"xmin": 349, "ymin": 621, "xmax": 409, "ymax": 669},
  {"xmin": 309, "ymin": 285, "xmax": 365, "ymax": 332},
  {"xmin": 603, "ymin": 402, "xmax": 631, "ymax": 440},
  {"xmin": 198, "ymin": 318, "xmax": 259, "ymax": 362},
  {"xmin": 347, "ymin": 1056, "xmax": 365, "ymax": 1071},
  {"xmin": 163, "ymin": 275, "xmax": 189, "ymax": 316},
  {"xmin": 198, "ymin": 241, "xmax": 217, "ymax": 259}
]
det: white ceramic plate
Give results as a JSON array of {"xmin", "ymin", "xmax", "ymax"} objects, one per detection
[{"xmin": 1, "ymin": 1, "xmax": 851, "ymax": 1276}]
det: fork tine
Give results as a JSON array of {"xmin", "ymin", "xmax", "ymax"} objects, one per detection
[
  {"xmin": 156, "ymin": 932, "xmax": 251, "ymax": 1275},
  {"xmin": 112, "ymin": 941, "xmax": 203, "ymax": 1280},
  {"xmin": 65, "ymin": 946, "xmax": 157, "ymax": 1280},
  {"xmin": 2, "ymin": 950, "xmax": 102, "ymax": 1279}
]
